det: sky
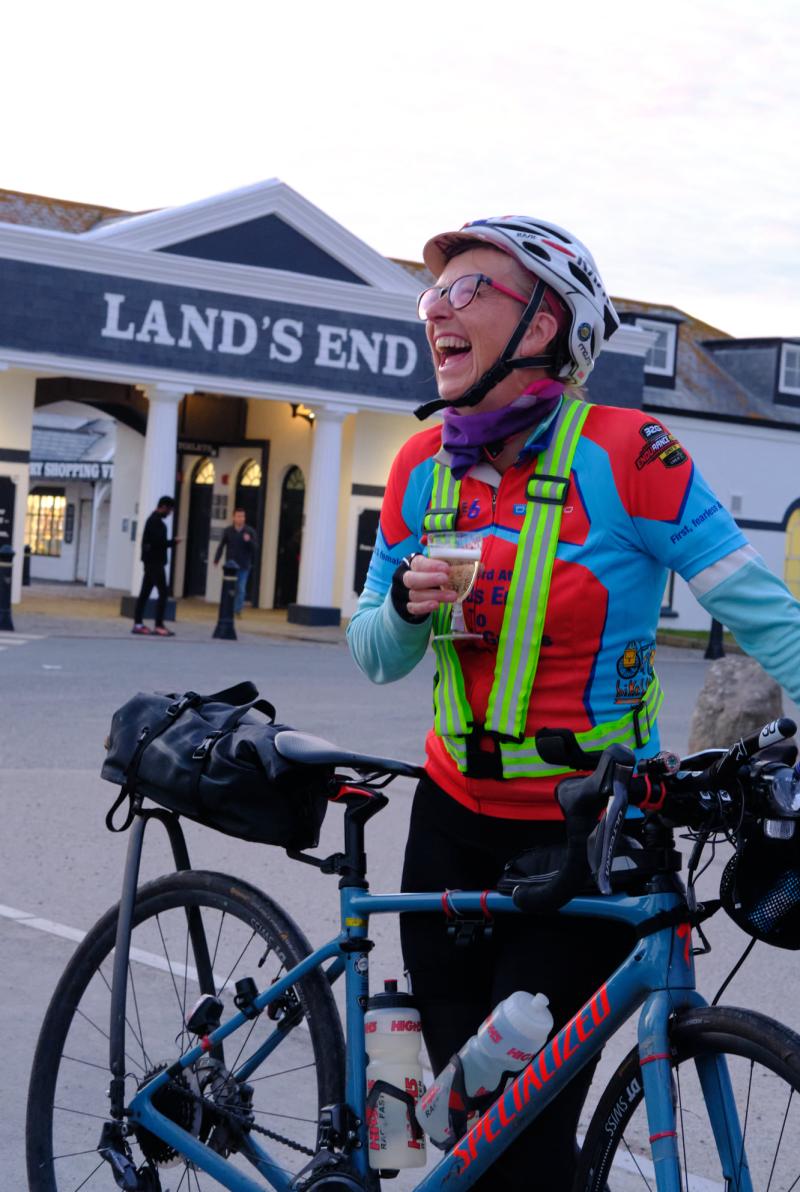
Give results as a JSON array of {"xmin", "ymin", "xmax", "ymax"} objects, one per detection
[{"xmin": 3, "ymin": 0, "xmax": 798, "ymax": 338}]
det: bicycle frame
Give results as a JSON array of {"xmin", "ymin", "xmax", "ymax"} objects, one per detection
[{"xmin": 114, "ymin": 812, "xmax": 752, "ymax": 1192}]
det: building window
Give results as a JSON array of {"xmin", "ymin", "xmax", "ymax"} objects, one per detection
[
  {"xmin": 26, "ymin": 488, "xmax": 66, "ymax": 556},
  {"xmin": 238, "ymin": 459, "xmax": 262, "ymax": 487},
  {"xmin": 192, "ymin": 457, "xmax": 215, "ymax": 485},
  {"xmin": 786, "ymin": 509, "xmax": 800, "ymax": 600},
  {"xmin": 635, "ymin": 318, "xmax": 677, "ymax": 378},
  {"xmin": 779, "ymin": 344, "xmax": 800, "ymax": 397}
]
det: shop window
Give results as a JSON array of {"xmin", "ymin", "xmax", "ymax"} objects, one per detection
[
  {"xmin": 779, "ymin": 344, "xmax": 800, "ymax": 397},
  {"xmin": 26, "ymin": 488, "xmax": 66, "ymax": 557},
  {"xmin": 785, "ymin": 509, "xmax": 800, "ymax": 600}
]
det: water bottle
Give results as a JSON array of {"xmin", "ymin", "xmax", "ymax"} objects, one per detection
[
  {"xmin": 416, "ymin": 990, "xmax": 553, "ymax": 1149},
  {"xmin": 365, "ymin": 979, "xmax": 427, "ymax": 1170}
]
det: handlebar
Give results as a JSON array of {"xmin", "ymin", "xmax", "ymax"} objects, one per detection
[{"xmin": 511, "ymin": 717, "xmax": 799, "ymax": 915}]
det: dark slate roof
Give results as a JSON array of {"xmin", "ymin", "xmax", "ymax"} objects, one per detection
[{"xmin": 614, "ymin": 298, "xmax": 800, "ymax": 429}]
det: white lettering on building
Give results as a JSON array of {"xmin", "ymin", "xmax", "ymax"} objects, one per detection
[
  {"xmin": 315, "ymin": 325, "xmax": 349, "ymax": 369},
  {"xmin": 97, "ymin": 292, "xmax": 420, "ymax": 380},
  {"xmin": 101, "ymin": 293, "xmax": 136, "ymax": 340},
  {"xmin": 270, "ymin": 318, "xmax": 304, "ymax": 363},
  {"xmin": 218, "ymin": 310, "xmax": 258, "ymax": 355},
  {"xmin": 135, "ymin": 300, "xmax": 176, "ymax": 346},
  {"xmin": 178, "ymin": 305, "xmax": 219, "ymax": 350}
]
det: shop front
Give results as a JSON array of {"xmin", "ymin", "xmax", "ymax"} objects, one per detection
[{"xmin": 0, "ymin": 180, "xmax": 648, "ymax": 621}]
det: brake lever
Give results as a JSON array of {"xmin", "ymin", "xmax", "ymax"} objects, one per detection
[{"xmin": 589, "ymin": 765, "xmax": 632, "ymax": 896}]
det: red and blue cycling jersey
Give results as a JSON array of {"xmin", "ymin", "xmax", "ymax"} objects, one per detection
[{"xmin": 352, "ymin": 403, "xmax": 748, "ymax": 818}]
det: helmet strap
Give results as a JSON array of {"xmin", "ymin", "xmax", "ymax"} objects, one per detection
[{"xmin": 414, "ymin": 279, "xmax": 552, "ymax": 420}]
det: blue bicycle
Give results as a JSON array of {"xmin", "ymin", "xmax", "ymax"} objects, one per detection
[{"xmin": 27, "ymin": 714, "xmax": 800, "ymax": 1191}]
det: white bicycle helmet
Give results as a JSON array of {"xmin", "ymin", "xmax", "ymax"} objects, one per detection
[{"xmin": 415, "ymin": 216, "xmax": 620, "ymax": 419}]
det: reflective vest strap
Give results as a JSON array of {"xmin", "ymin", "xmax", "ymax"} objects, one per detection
[
  {"xmin": 431, "ymin": 607, "xmax": 473, "ymax": 738},
  {"xmin": 497, "ymin": 676, "xmax": 664, "ymax": 778},
  {"xmin": 426, "ymin": 463, "xmax": 472, "ymax": 737},
  {"xmin": 485, "ymin": 398, "xmax": 590, "ymax": 740},
  {"xmin": 423, "ymin": 462, "xmax": 460, "ymax": 532}
]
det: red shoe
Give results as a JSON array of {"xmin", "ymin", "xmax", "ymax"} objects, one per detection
[
  {"xmin": 131, "ymin": 624, "xmax": 151, "ymax": 635},
  {"xmin": 152, "ymin": 626, "xmax": 175, "ymax": 637}
]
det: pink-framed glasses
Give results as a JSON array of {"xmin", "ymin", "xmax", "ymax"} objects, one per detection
[{"xmin": 416, "ymin": 273, "xmax": 529, "ymax": 320}]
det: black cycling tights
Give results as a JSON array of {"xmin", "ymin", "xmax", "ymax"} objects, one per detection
[{"xmin": 400, "ymin": 775, "xmax": 633, "ymax": 1192}]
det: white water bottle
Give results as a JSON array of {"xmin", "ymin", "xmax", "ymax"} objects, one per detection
[
  {"xmin": 365, "ymin": 979, "xmax": 427, "ymax": 1170},
  {"xmin": 416, "ymin": 990, "xmax": 552, "ymax": 1149}
]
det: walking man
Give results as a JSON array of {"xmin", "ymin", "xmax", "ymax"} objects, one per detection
[
  {"xmin": 131, "ymin": 495, "xmax": 179, "ymax": 637},
  {"xmin": 214, "ymin": 507, "xmax": 259, "ymax": 614}
]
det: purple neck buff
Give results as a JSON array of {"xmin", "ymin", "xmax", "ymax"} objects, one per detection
[{"xmin": 441, "ymin": 379, "xmax": 565, "ymax": 478}]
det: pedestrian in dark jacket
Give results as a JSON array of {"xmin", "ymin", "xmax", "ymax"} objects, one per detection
[
  {"xmin": 132, "ymin": 496, "xmax": 179, "ymax": 636},
  {"xmin": 214, "ymin": 508, "xmax": 259, "ymax": 614}
]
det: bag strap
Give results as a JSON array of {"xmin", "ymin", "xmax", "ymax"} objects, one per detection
[{"xmin": 205, "ymin": 680, "xmax": 261, "ymax": 706}]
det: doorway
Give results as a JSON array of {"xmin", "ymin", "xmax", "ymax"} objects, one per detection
[
  {"xmin": 274, "ymin": 466, "xmax": 305, "ymax": 608},
  {"xmin": 184, "ymin": 457, "xmax": 215, "ymax": 597},
  {"xmin": 235, "ymin": 458, "xmax": 263, "ymax": 606}
]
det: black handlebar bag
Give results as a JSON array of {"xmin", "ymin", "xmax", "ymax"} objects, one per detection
[{"xmin": 101, "ymin": 681, "xmax": 329, "ymax": 848}]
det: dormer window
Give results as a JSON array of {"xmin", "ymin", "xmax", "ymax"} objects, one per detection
[
  {"xmin": 779, "ymin": 343, "xmax": 800, "ymax": 398},
  {"xmin": 634, "ymin": 318, "xmax": 678, "ymax": 381}
]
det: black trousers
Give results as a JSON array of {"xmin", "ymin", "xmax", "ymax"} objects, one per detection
[
  {"xmin": 400, "ymin": 775, "xmax": 633, "ymax": 1192},
  {"xmin": 133, "ymin": 564, "xmax": 168, "ymax": 626}
]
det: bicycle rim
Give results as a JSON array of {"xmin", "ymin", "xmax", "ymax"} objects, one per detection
[
  {"xmin": 27, "ymin": 870, "xmax": 344, "ymax": 1192},
  {"xmin": 576, "ymin": 1006, "xmax": 800, "ymax": 1192}
]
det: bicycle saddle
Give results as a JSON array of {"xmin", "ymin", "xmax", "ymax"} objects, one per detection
[{"xmin": 274, "ymin": 730, "xmax": 423, "ymax": 779}]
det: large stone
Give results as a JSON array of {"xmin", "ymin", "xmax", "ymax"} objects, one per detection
[{"xmin": 688, "ymin": 654, "xmax": 784, "ymax": 753}]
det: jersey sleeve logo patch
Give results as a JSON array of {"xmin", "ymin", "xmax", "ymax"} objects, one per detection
[{"xmin": 635, "ymin": 423, "xmax": 687, "ymax": 471}]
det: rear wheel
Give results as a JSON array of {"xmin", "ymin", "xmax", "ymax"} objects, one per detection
[
  {"xmin": 576, "ymin": 1006, "xmax": 800, "ymax": 1191},
  {"xmin": 27, "ymin": 870, "xmax": 344, "ymax": 1191}
]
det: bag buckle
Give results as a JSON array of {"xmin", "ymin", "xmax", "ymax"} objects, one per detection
[
  {"xmin": 192, "ymin": 731, "xmax": 222, "ymax": 760},
  {"xmin": 526, "ymin": 473, "xmax": 569, "ymax": 506},
  {"xmin": 166, "ymin": 691, "xmax": 201, "ymax": 718},
  {"xmin": 632, "ymin": 700, "xmax": 652, "ymax": 750}
]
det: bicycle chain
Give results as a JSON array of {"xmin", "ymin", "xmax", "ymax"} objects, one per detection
[{"xmin": 154, "ymin": 1075, "xmax": 316, "ymax": 1158}]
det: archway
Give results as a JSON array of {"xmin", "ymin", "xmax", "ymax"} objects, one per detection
[
  {"xmin": 785, "ymin": 508, "xmax": 800, "ymax": 600},
  {"xmin": 234, "ymin": 458, "xmax": 263, "ymax": 606},
  {"xmin": 183, "ymin": 457, "xmax": 215, "ymax": 597},
  {"xmin": 274, "ymin": 466, "xmax": 305, "ymax": 609}
]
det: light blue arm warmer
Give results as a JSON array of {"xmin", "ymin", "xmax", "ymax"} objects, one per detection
[
  {"xmin": 346, "ymin": 588, "xmax": 432, "ymax": 684},
  {"xmin": 693, "ymin": 552, "xmax": 800, "ymax": 702}
]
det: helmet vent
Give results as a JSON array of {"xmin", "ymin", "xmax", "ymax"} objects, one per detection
[
  {"xmin": 527, "ymin": 222, "xmax": 571, "ymax": 244},
  {"xmin": 567, "ymin": 261, "xmax": 595, "ymax": 295},
  {"xmin": 603, "ymin": 305, "xmax": 620, "ymax": 341},
  {"xmin": 521, "ymin": 239, "xmax": 551, "ymax": 261}
]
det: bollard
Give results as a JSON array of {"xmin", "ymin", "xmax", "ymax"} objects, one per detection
[
  {"xmin": 213, "ymin": 560, "xmax": 238, "ymax": 641},
  {"xmin": 0, "ymin": 545, "xmax": 14, "ymax": 632},
  {"xmin": 704, "ymin": 617, "xmax": 725, "ymax": 660},
  {"xmin": 22, "ymin": 544, "xmax": 31, "ymax": 587}
]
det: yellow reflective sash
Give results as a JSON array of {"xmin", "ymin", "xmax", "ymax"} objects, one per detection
[{"xmin": 427, "ymin": 397, "xmax": 663, "ymax": 777}]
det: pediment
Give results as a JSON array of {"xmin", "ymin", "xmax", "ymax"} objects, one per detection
[{"xmin": 82, "ymin": 179, "xmax": 417, "ymax": 293}]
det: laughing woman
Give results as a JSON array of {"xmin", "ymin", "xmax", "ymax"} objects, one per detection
[{"xmin": 347, "ymin": 215, "xmax": 800, "ymax": 1189}]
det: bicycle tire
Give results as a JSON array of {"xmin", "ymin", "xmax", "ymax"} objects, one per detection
[
  {"xmin": 26, "ymin": 869, "xmax": 345, "ymax": 1192},
  {"xmin": 575, "ymin": 1005, "xmax": 800, "ymax": 1191}
]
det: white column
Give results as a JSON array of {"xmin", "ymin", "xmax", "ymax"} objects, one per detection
[
  {"xmin": 86, "ymin": 480, "xmax": 110, "ymax": 588},
  {"xmin": 289, "ymin": 404, "xmax": 354, "ymax": 626},
  {"xmin": 130, "ymin": 384, "xmax": 185, "ymax": 594}
]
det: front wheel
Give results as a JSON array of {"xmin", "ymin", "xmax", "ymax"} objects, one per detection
[
  {"xmin": 26, "ymin": 870, "xmax": 345, "ymax": 1191},
  {"xmin": 576, "ymin": 1005, "xmax": 800, "ymax": 1191}
]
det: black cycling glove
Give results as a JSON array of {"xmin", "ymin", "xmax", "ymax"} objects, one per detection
[{"xmin": 391, "ymin": 554, "xmax": 429, "ymax": 625}]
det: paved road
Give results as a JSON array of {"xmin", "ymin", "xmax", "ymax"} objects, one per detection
[{"xmin": 3, "ymin": 630, "xmax": 798, "ymax": 1189}]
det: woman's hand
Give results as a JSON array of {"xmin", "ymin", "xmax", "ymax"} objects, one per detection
[{"xmin": 403, "ymin": 553, "xmax": 457, "ymax": 617}]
